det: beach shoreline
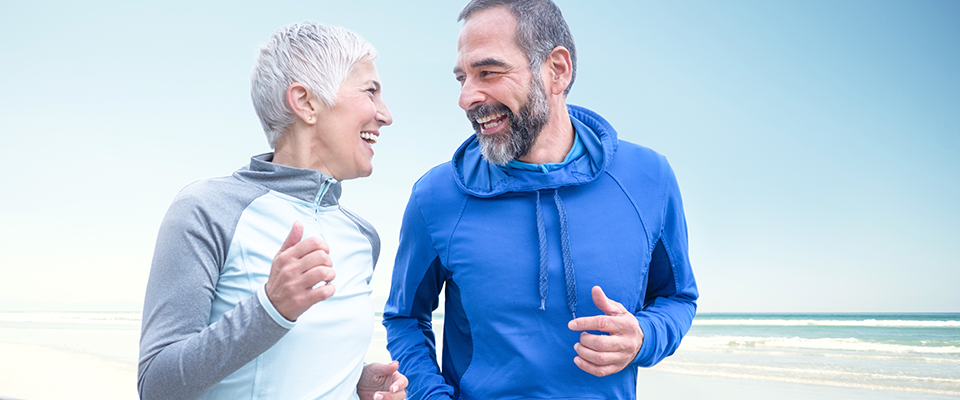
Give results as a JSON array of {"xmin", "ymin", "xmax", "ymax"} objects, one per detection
[
  {"xmin": 2, "ymin": 312, "xmax": 957, "ymax": 399},
  {"xmin": 637, "ymin": 364, "xmax": 960, "ymax": 400},
  {"xmin": 3, "ymin": 340, "xmax": 958, "ymax": 400}
]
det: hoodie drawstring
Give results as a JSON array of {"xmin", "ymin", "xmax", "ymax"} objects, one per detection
[
  {"xmin": 535, "ymin": 189, "xmax": 578, "ymax": 318},
  {"xmin": 536, "ymin": 191, "xmax": 549, "ymax": 311}
]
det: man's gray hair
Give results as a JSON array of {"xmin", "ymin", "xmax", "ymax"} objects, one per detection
[
  {"xmin": 458, "ymin": 0, "xmax": 577, "ymax": 96},
  {"xmin": 251, "ymin": 22, "xmax": 377, "ymax": 148}
]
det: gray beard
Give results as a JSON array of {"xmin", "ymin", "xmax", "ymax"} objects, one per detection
[{"xmin": 466, "ymin": 77, "xmax": 550, "ymax": 166}]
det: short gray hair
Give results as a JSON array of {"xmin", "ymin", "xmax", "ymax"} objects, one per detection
[
  {"xmin": 459, "ymin": 0, "xmax": 576, "ymax": 96},
  {"xmin": 251, "ymin": 22, "xmax": 377, "ymax": 148}
]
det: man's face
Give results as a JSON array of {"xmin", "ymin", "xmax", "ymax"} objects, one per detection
[{"xmin": 454, "ymin": 7, "xmax": 550, "ymax": 165}]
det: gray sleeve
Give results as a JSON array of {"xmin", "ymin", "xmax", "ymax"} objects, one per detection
[{"xmin": 137, "ymin": 179, "xmax": 290, "ymax": 400}]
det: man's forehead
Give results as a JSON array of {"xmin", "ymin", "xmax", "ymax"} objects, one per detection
[
  {"xmin": 457, "ymin": 7, "xmax": 517, "ymax": 48},
  {"xmin": 455, "ymin": 7, "xmax": 523, "ymax": 72}
]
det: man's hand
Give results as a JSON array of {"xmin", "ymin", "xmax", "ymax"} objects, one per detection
[
  {"xmin": 567, "ymin": 286, "xmax": 644, "ymax": 377},
  {"xmin": 264, "ymin": 221, "xmax": 336, "ymax": 321},
  {"xmin": 357, "ymin": 361, "xmax": 408, "ymax": 400}
]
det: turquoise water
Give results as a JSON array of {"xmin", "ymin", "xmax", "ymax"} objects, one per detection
[{"xmin": 665, "ymin": 313, "xmax": 960, "ymax": 396}]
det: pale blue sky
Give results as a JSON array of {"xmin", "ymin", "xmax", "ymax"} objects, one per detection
[{"xmin": 1, "ymin": 0, "xmax": 957, "ymax": 312}]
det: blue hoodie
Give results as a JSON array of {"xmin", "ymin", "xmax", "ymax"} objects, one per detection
[{"xmin": 383, "ymin": 105, "xmax": 698, "ymax": 400}]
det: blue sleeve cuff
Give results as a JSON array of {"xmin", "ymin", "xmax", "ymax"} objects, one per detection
[
  {"xmin": 633, "ymin": 315, "xmax": 656, "ymax": 366},
  {"xmin": 257, "ymin": 283, "xmax": 296, "ymax": 330}
]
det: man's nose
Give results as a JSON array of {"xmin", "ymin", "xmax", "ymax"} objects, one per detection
[{"xmin": 458, "ymin": 78, "xmax": 485, "ymax": 111}]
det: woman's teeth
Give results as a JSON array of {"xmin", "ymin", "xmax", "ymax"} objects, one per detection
[{"xmin": 360, "ymin": 132, "xmax": 378, "ymax": 144}]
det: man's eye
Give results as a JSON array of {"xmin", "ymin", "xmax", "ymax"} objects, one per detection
[{"xmin": 455, "ymin": 75, "xmax": 466, "ymax": 83}]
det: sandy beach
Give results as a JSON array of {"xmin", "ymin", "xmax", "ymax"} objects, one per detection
[
  {"xmin": 635, "ymin": 367, "xmax": 959, "ymax": 400},
  {"xmin": 0, "ymin": 342, "xmax": 137, "ymax": 400},
  {"xmin": 3, "ymin": 340, "xmax": 958, "ymax": 400},
  {"xmin": 2, "ymin": 312, "xmax": 957, "ymax": 399}
]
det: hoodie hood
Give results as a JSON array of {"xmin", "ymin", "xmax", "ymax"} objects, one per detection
[
  {"xmin": 450, "ymin": 104, "xmax": 621, "ymax": 318},
  {"xmin": 452, "ymin": 104, "xmax": 619, "ymax": 198}
]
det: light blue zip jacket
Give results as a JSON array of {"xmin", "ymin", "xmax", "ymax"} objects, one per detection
[
  {"xmin": 139, "ymin": 153, "xmax": 380, "ymax": 400},
  {"xmin": 383, "ymin": 105, "xmax": 699, "ymax": 400}
]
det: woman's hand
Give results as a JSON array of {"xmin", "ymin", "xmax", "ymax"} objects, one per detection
[
  {"xmin": 357, "ymin": 361, "xmax": 408, "ymax": 400},
  {"xmin": 265, "ymin": 221, "xmax": 336, "ymax": 321}
]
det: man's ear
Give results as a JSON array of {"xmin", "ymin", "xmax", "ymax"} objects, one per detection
[
  {"xmin": 544, "ymin": 46, "xmax": 573, "ymax": 96},
  {"xmin": 286, "ymin": 82, "xmax": 318, "ymax": 124}
]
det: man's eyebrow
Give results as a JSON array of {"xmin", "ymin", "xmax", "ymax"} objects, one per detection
[
  {"xmin": 472, "ymin": 58, "xmax": 509, "ymax": 69},
  {"xmin": 367, "ymin": 80, "xmax": 381, "ymax": 91},
  {"xmin": 453, "ymin": 58, "xmax": 510, "ymax": 74}
]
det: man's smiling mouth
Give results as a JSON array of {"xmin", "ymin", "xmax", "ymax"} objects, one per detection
[{"xmin": 476, "ymin": 112, "xmax": 507, "ymax": 131}]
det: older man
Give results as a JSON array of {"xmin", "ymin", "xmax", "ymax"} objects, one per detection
[{"xmin": 383, "ymin": 0, "xmax": 698, "ymax": 399}]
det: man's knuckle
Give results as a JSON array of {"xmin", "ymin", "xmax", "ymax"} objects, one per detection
[
  {"xmin": 596, "ymin": 317, "xmax": 609, "ymax": 330},
  {"xmin": 595, "ymin": 352, "xmax": 609, "ymax": 364},
  {"xmin": 595, "ymin": 336, "xmax": 608, "ymax": 349}
]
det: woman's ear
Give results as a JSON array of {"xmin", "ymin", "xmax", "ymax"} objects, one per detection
[
  {"xmin": 544, "ymin": 46, "xmax": 573, "ymax": 96},
  {"xmin": 286, "ymin": 82, "xmax": 318, "ymax": 124}
]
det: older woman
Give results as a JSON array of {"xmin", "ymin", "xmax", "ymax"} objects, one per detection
[{"xmin": 138, "ymin": 22, "xmax": 405, "ymax": 400}]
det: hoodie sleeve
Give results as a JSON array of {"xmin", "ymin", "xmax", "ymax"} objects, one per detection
[
  {"xmin": 383, "ymin": 191, "xmax": 455, "ymax": 400},
  {"xmin": 632, "ymin": 156, "xmax": 699, "ymax": 367},
  {"xmin": 138, "ymin": 184, "xmax": 290, "ymax": 400}
]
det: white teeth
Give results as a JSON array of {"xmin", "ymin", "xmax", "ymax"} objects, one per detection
[
  {"xmin": 360, "ymin": 132, "xmax": 377, "ymax": 144},
  {"xmin": 476, "ymin": 112, "xmax": 505, "ymax": 124},
  {"xmin": 482, "ymin": 119, "xmax": 504, "ymax": 130}
]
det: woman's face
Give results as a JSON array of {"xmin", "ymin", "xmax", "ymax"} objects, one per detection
[{"xmin": 312, "ymin": 59, "xmax": 392, "ymax": 181}]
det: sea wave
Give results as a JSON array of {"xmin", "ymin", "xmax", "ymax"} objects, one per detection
[
  {"xmin": 0, "ymin": 312, "xmax": 141, "ymax": 326},
  {"xmin": 681, "ymin": 335, "xmax": 960, "ymax": 355},
  {"xmin": 681, "ymin": 347, "xmax": 960, "ymax": 363},
  {"xmin": 663, "ymin": 361, "xmax": 960, "ymax": 385},
  {"xmin": 693, "ymin": 319, "xmax": 960, "ymax": 328}
]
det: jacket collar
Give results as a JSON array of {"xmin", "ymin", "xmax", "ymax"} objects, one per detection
[
  {"xmin": 234, "ymin": 153, "xmax": 341, "ymax": 206},
  {"xmin": 452, "ymin": 104, "xmax": 618, "ymax": 197}
]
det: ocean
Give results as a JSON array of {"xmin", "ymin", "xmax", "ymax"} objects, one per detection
[
  {"xmin": 666, "ymin": 313, "xmax": 960, "ymax": 397},
  {"xmin": 0, "ymin": 311, "xmax": 141, "ymax": 365},
  {"xmin": 0, "ymin": 311, "xmax": 957, "ymax": 399}
]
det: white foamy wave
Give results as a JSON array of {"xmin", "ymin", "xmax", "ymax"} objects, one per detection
[
  {"xmin": 679, "ymin": 347, "xmax": 960, "ymax": 363},
  {"xmin": 693, "ymin": 318, "xmax": 960, "ymax": 328},
  {"xmin": 0, "ymin": 312, "xmax": 141, "ymax": 326},
  {"xmin": 681, "ymin": 335, "xmax": 960, "ymax": 355}
]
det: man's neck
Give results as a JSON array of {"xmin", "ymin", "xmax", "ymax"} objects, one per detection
[{"xmin": 516, "ymin": 103, "xmax": 574, "ymax": 165}]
